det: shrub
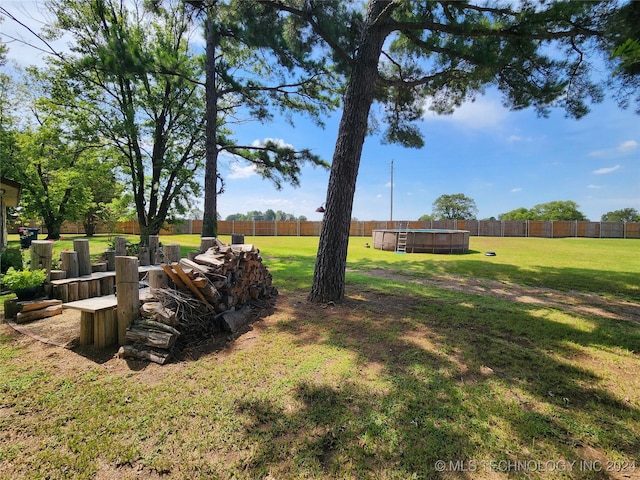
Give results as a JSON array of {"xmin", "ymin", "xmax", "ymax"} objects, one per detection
[
  {"xmin": 1, "ymin": 267, "xmax": 47, "ymax": 290},
  {"xmin": 0, "ymin": 248, "xmax": 24, "ymax": 274}
]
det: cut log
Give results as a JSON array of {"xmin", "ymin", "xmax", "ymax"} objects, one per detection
[
  {"xmin": 114, "ymin": 236, "xmax": 127, "ymax": 256},
  {"xmin": 80, "ymin": 311, "xmax": 94, "ymax": 346},
  {"xmin": 17, "ymin": 298, "xmax": 62, "ymax": 313},
  {"xmin": 200, "ymin": 237, "xmax": 222, "ymax": 252},
  {"xmin": 149, "ymin": 235, "xmax": 159, "ymax": 265},
  {"xmin": 117, "ymin": 345, "xmax": 170, "ymax": 365},
  {"xmin": 16, "ymin": 305, "xmax": 63, "ymax": 324},
  {"xmin": 149, "ymin": 268, "xmax": 168, "ymax": 289},
  {"xmin": 74, "ymin": 239, "xmax": 92, "ymax": 276},
  {"xmin": 116, "ymin": 256, "xmax": 140, "ymax": 346},
  {"xmin": 179, "ymin": 258, "xmax": 210, "ymax": 275},
  {"xmin": 163, "ymin": 244, "xmax": 181, "ymax": 263},
  {"xmin": 140, "ymin": 302, "xmax": 178, "ymax": 326},
  {"xmin": 221, "ymin": 307, "xmax": 252, "ymax": 334},
  {"xmin": 49, "ymin": 269, "xmax": 67, "ymax": 280},
  {"xmin": 126, "ymin": 327, "xmax": 177, "ymax": 349},
  {"xmin": 193, "ymin": 251, "xmax": 226, "ymax": 267},
  {"xmin": 172, "ymin": 263, "xmax": 216, "ymax": 312},
  {"xmin": 31, "ymin": 240, "xmax": 53, "ymax": 281},
  {"xmin": 136, "ymin": 320, "xmax": 180, "ymax": 336}
]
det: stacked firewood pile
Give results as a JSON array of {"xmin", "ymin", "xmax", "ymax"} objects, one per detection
[{"xmin": 117, "ymin": 240, "xmax": 277, "ymax": 364}]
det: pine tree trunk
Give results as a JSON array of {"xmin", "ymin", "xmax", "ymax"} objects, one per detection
[
  {"xmin": 308, "ymin": 0, "xmax": 391, "ymax": 303},
  {"xmin": 202, "ymin": 13, "xmax": 218, "ymax": 238}
]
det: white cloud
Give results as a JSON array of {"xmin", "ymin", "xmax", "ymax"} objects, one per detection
[
  {"xmin": 592, "ymin": 164, "xmax": 622, "ymax": 175},
  {"xmin": 511, "ymin": 187, "xmax": 522, "ymax": 193},
  {"xmin": 251, "ymin": 137, "xmax": 294, "ymax": 149},
  {"xmin": 228, "ymin": 164, "xmax": 257, "ymax": 179},
  {"xmin": 423, "ymin": 96, "xmax": 508, "ymax": 129},
  {"xmin": 618, "ymin": 140, "xmax": 639, "ymax": 153},
  {"xmin": 507, "ymin": 135, "xmax": 532, "ymax": 143},
  {"xmin": 588, "ymin": 184, "xmax": 603, "ymax": 189},
  {"xmin": 588, "ymin": 150, "xmax": 607, "ymax": 158}
]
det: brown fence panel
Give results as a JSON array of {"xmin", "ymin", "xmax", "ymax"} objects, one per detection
[
  {"xmin": 625, "ymin": 222, "xmax": 640, "ymax": 239},
  {"xmin": 276, "ymin": 221, "xmax": 299, "ymax": 236},
  {"xmin": 528, "ymin": 221, "xmax": 545, "ymax": 237},
  {"xmin": 479, "ymin": 221, "xmax": 502, "ymax": 236},
  {"xmin": 585, "ymin": 222, "xmax": 600, "ymax": 238},
  {"xmin": 600, "ymin": 222, "xmax": 625, "ymax": 238},
  {"xmin": 551, "ymin": 221, "xmax": 574, "ymax": 238},
  {"xmin": 502, "ymin": 221, "xmax": 526, "ymax": 237},
  {"xmin": 297, "ymin": 221, "xmax": 320, "ymax": 236},
  {"xmin": 457, "ymin": 220, "xmax": 479, "ymax": 235}
]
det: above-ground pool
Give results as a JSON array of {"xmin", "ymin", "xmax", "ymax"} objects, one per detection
[{"xmin": 372, "ymin": 229, "xmax": 470, "ymax": 254}]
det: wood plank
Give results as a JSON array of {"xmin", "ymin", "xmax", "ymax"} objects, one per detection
[
  {"xmin": 16, "ymin": 299, "xmax": 62, "ymax": 313},
  {"xmin": 64, "ymin": 288, "xmax": 151, "ymax": 313},
  {"xmin": 80, "ymin": 311, "xmax": 94, "ymax": 346},
  {"xmin": 161, "ymin": 264, "xmax": 185, "ymax": 290},
  {"xmin": 16, "ymin": 305, "xmax": 63, "ymax": 324},
  {"xmin": 172, "ymin": 263, "xmax": 216, "ymax": 312}
]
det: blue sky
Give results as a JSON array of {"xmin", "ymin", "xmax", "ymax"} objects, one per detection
[{"xmin": 3, "ymin": 1, "xmax": 639, "ymax": 222}]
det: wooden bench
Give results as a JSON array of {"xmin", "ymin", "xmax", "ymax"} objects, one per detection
[
  {"xmin": 64, "ymin": 288, "xmax": 151, "ymax": 348},
  {"xmin": 51, "ymin": 265, "xmax": 160, "ymax": 302}
]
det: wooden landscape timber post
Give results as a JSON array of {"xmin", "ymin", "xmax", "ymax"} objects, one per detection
[
  {"xmin": 30, "ymin": 240, "xmax": 53, "ymax": 281},
  {"xmin": 114, "ymin": 236, "xmax": 127, "ymax": 256},
  {"xmin": 105, "ymin": 249, "xmax": 115, "ymax": 271},
  {"xmin": 116, "ymin": 256, "xmax": 139, "ymax": 346},
  {"xmin": 73, "ymin": 239, "xmax": 92, "ymax": 276},
  {"xmin": 61, "ymin": 251, "xmax": 79, "ymax": 278},
  {"xmin": 149, "ymin": 235, "xmax": 159, "ymax": 264},
  {"xmin": 149, "ymin": 268, "xmax": 168, "ymax": 289},
  {"xmin": 164, "ymin": 244, "xmax": 181, "ymax": 263},
  {"xmin": 139, "ymin": 246, "xmax": 150, "ymax": 266},
  {"xmin": 200, "ymin": 237, "xmax": 219, "ymax": 252}
]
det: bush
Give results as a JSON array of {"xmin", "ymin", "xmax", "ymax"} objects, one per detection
[
  {"xmin": 1, "ymin": 267, "xmax": 47, "ymax": 290},
  {"xmin": 1, "ymin": 248, "xmax": 24, "ymax": 274}
]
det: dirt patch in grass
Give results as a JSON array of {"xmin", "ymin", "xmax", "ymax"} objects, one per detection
[{"xmin": 357, "ymin": 268, "xmax": 640, "ymax": 324}]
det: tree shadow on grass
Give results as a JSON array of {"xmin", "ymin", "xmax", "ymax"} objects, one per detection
[{"xmin": 231, "ymin": 274, "xmax": 639, "ymax": 478}]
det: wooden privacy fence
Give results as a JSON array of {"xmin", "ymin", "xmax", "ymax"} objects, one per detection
[{"xmin": 20, "ymin": 219, "xmax": 639, "ymax": 239}]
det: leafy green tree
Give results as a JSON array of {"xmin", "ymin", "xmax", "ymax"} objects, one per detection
[
  {"xmin": 530, "ymin": 200, "xmax": 587, "ymax": 221},
  {"xmin": 499, "ymin": 207, "xmax": 532, "ymax": 221},
  {"xmin": 601, "ymin": 208, "xmax": 640, "ymax": 222},
  {"xmin": 500, "ymin": 201, "xmax": 587, "ymax": 221},
  {"xmin": 601, "ymin": 1, "xmax": 640, "ymax": 112},
  {"xmin": 264, "ymin": 209, "xmax": 277, "ymax": 221},
  {"xmin": 182, "ymin": 0, "xmax": 338, "ymax": 237},
  {"xmin": 418, "ymin": 214, "xmax": 435, "ymax": 221},
  {"xmin": 432, "ymin": 194, "xmax": 478, "ymax": 220},
  {"xmin": 42, "ymin": 0, "xmax": 207, "ymax": 244},
  {"xmin": 261, "ymin": 0, "xmax": 622, "ymax": 302},
  {"xmin": 3, "ymin": 69, "xmax": 117, "ymax": 239}
]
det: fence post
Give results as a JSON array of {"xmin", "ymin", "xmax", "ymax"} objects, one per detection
[{"xmin": 253, "ymin": 220, "xmax": 256, "ymax": 237}]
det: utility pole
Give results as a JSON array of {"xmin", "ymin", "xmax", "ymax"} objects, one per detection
[{"xmin": 390, "ymin": 160, "xmax": 393, "ymax": 222}]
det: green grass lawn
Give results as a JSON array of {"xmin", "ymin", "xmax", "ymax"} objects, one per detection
[{"xmin": 1, "ymin": 234, "xmax": 639, "ymax": 479}]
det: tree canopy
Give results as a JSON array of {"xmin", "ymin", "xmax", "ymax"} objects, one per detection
[
  {"xmin": 601, "ymin": 208, "xmax": 640, "ymax": 222},
  {"xmin": 431, "ymin": 194, "xmax": 478, "ymax": 220},
  {"xmin": 271, "ymin": 0, "xmax": 636, "ymax": 303},
  {"xmin": 499, "ymin": 200, "xmax": 588, "ymax": 221}
]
